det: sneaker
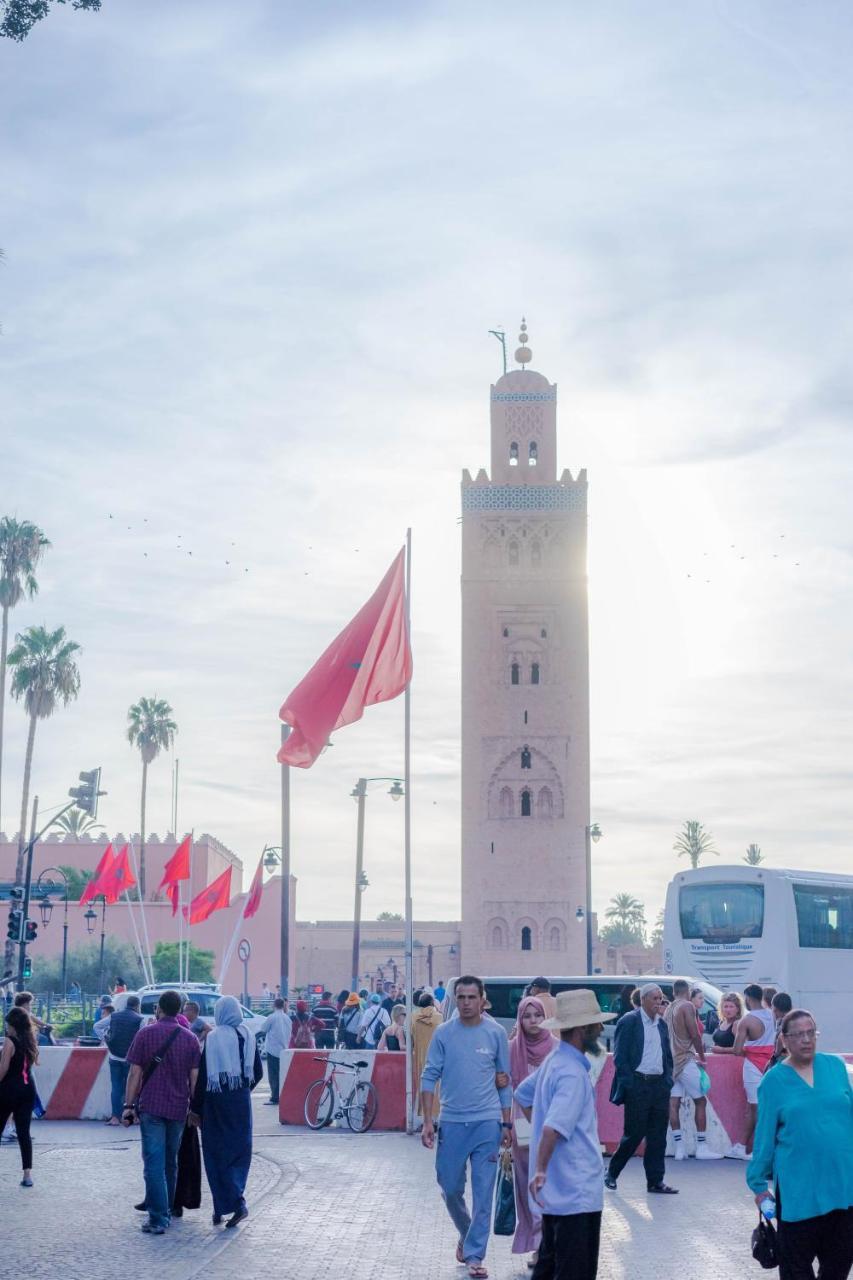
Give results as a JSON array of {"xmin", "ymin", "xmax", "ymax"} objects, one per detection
[
  {"xmin": 141, "ymin": 1222, "xmax": 166, "ymax": 1234},
  {"xmin": 727, "ymin": 1143, "xmax": 749, "ymax": 1160},
  {"xmin": 674, "ymin": 1142, "xmax": 686, "ymax": 1160},
  {"xmin": 604, "ymin": 1174, "xmax": 618, "ymax": 1190},
  {"xmin": 696, "ymin": 1145, "xmax": 724, "ymax": 1160}
]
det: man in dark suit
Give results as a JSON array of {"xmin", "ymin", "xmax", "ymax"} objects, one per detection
[{"xmin": 605, "ymin": 983, "xmax": 678, "ymax": 1194}]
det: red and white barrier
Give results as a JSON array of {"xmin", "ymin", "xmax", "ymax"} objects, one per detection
[
  {"xmin": 277, "ymin": 1049, "xmax": 406, "ymax": 1130},
  {"xmin": 32, "ymin": 1046, "xmax": 111, "ymax": 1120}
]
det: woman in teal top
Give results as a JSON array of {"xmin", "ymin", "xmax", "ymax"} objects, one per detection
[{"xmin": 747, "ymin": 1008, "xmax": 853, "ymax": 1280}]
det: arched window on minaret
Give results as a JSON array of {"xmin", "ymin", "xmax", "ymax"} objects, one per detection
[
  {"xmin": 531, "ymin": 661, "xmax": 540, "ymax": 685},
  {"xmin": 510, "ymin": 661, "xmax": 520, "ymax": 685},
  {"xmin": 489, "ymin": 918, "xmax": 508, "ymax": 949},
  {"xmin": 520, "ymin": 745, "xmax": 531, "ymax": 769},
  {"xmin": 531, "ymin": 540, "xmax": 542, "ymax": 568},
  {"xmin": 509, "ymin": 441, "xmax": 519, "ymax": 466},
  {"xmin": 499, "ymin": 786, "xmax": 514, "ymax": 819},
  {"xmin": 508, "ymin": 539, "xmax": 519, "ymax": 567},
  {"xmin": 520, "ymin": 789, "xmax": 532, "ymax": 817},
  {"xmin": 529, "ymin": 440, "xmax": 538, "ymax": 466},
  {"xmin": 537, "ymin": 786, "xmax": 553, "ymax": 818},
  {"xmin": 521, "ymin": 925, "xmax": 532, "ymax": 951}
]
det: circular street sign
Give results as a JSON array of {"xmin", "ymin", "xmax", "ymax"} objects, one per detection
[{"xmin": 237, "ymin": 938, "xmax": 251, "ymax": 962}]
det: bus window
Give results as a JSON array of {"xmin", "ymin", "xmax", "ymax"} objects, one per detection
[
  {"xmin": 793, "ymin": 884, "xmax": 853, "ymax": 949},
  {"xmin": 679, "ymin": 883, "xmax": 764, "ymax": 942},
  {"xmin": 483, "ymin": 983, "xmax": 527, "ymax": 1021}
]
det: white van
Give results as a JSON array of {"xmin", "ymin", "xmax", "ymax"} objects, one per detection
[{"xmin": 112, "ymin": 984, "xmax": 269, "ymax": 1050}]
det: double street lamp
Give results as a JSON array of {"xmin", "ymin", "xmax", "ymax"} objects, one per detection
[
  {"xmin": 34, "ymin": 867, "xmax": 70, "ymax": 996},
  {"xmin": 582, "ymin": 823, "xmax": 603, "ymax": 974},
  {"xmin": 350, "ymin": 777, "xmax": 404, "ymax": 990}
]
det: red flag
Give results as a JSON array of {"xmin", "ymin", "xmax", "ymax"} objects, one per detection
[
  {"xmin": 79, "ymin": 844, "xmax": 114, "ymax": 905},
  {"xmin": 100, "ymin": 845, "xmax": 136, "ymax": 905},
  {"xmin": 242, "ymin": 857, "xmax": 264, "ymax": 920},
  {"xmin": 157, "ymin": 835, "xmax": 191, "ymax": 896},
  {"xmin": 277, "ymin": 548, "xmax": 412, "ymax": 768},
  {"xmin": 166, "ymin": 882, "xmax": 180, "ymax": 916},
  {"xmin": 183, "ymin": 866, "xmax": 232, "ymax": 925}
]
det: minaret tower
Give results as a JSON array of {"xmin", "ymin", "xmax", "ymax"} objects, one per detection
[{"xmin": 460, "ymin": 321, "xmax": 590, "ymax": 975}]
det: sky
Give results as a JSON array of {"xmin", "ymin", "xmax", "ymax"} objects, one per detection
[{"xmin": 2, "ymin": 1, "xmax": 852, "ymax": 930}]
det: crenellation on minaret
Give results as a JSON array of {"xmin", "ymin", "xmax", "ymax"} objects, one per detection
[{"xmin": 460, "ymin": 326, "xmax": 590, "ymax": 976}]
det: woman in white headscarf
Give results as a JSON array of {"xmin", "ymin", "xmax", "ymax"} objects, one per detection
[{"xmin": 189, "ymin": 996, "xmax": 262, "ymax": 1229}]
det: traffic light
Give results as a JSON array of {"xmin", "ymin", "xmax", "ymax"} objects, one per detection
[
  {"xmin": 24, "ymin": 920, "xmax": 37, "ymax": 943},
  {"xmin": 22, "ymin": 957, "xmax": 32, "ymax": 980},
  {"xmin": 6, "ymin": 887, "xmax": 23, "ymax": 943},
  {"xmin": 69, "ymin": 766, "xmax": 103, "ymax": 817}
]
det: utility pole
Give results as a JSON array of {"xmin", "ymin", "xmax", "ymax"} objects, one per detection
[
  {"xmin": 280, "ymin": 725, "xmax": 291, "ymax": 1003},
  {"xmin": 350, "ymin": 779, "xmax": 367, "ymax": 990}
]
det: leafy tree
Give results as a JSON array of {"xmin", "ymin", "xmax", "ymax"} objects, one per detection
[
  {"xmin": 52, "ymin": 808, "xmax": 104, "ymax": 838},
  {"xmin": 1, "ymin": 0, "xmax": 101, "ymax": 43},
  {"xmin": 650, "ymin": 908, "xmax": 665, "ymax": 946},
  {"xmin": 151, "ymin": 941, "xmax": 215, "ymax": 984},
  {"xmin": 673, "ymin": 819, "xmax": 717, "ymax": 869},
  {"xmin": 376, "ymin": 910, "xmax": 403, "ymax": 921},
  {"xmin": 743, "ymin": 843, "xmax": 764, "ymax": 865},
  {"xmin": 599, "ymin": 892, "xmax": 647, "ymax": 946},
  {"xmin": 30, "ymin": 937, "xmax": 144, "ymax": 994},
  {"xmin": 127, "ymin": 696, "xmax": 176, "ymax": 895},
  {"xmin": 0, "ymin": 517, "xmax": 50, "ymax": 836}
]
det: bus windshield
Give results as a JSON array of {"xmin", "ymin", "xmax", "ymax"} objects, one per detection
[{"xmin": 679, "ymin": 883, "xmax": 764, "ymax": 943}]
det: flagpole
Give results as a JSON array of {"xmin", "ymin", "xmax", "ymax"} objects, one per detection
[
  {"xmin": 128, "ymin": 840, "xmax": 154, "ymax": 986},
  {"xmin": 403, "ymin": 527, "xmax": 414, "ymax": 1135},
  {"xmin": 124, "ymin": 889, "xmax": 149, "ymax": 987},
  {"xmin": 185, "ymin": 829, "xmax": 195, "ymax": 988},
  {"xmin": 280, "ymin": 724, "xmax": 291, "ymax": 1004}
]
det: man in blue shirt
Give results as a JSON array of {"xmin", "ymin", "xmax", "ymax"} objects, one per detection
[
  {"xmin": 515, "ymin": 989, "xmax": 616, "ymax": 1280},
  {"xmin": 421, "ymin": 975, "xmax": 512, "ymax": 1279}
]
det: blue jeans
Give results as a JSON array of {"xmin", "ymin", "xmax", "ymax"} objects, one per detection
[
  {"xmin": 435, "ymin": 1119, "xmax": 502, "ymax": 1264},
  {"xmin": 139, "ymin": 1113, "xmax": 184, "ymax": 1228},
  {"xmin": 109, "ymin": 1059, "xmax": 129, "ymax": 1120},
  {"xmin": 267, "ymin": 1053, "xmax": 281, "ymax": 1103}
]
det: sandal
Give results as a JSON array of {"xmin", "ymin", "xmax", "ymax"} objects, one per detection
[
  {"xmin": 468, "ymin": 1266, "xmax": 488, "ymax": 1279},
  {"xmin": 455, "ymin": 1241, "xmax": 464, "ymax": 1264}
]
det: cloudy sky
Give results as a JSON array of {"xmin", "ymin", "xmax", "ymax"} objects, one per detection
[{"xmin": 2, "ymin": 1, "xmax": 851, "ymax": 929}]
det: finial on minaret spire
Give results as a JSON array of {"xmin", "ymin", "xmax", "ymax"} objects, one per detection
[{"xmin": 515, "ymin": 316, "xmax": 532, "ymax": 365}]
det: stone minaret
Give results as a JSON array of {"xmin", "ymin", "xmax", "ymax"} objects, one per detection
[{"xmin": 460, "ymin": 321, "xmax": 590, "ymax": 976}]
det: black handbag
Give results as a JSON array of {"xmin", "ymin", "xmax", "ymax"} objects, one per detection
[
  {"xmin": 751, "ymin": 1214, "xmax": 779, "ymax": 1269},
  {"xmin": 493, "ymin": 1149, "xmax": 516, "ymax": 1237}
]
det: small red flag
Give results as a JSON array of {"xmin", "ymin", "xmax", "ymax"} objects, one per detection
[
  {"xmin": 100, "ymin": 845, "xmax": 136, "ymax": 905},
  {"xmin": 157, "ymin": 835, "xmax": 191, "ymax": 895},
  {"xmin": 183, "ymin": 866, "xmax": 232, "ymax": 925},
  {"xmin": 79, "ymin": 844, "xmax": 114, "ymax": 905},
  {"xmin": 278, "ymin": 548, "xmax": 412, "ymax": 768},
  {"xmin": 242, "ymin": 857, "xmax": 264, "ymax": 920},
  {"xmin": 166, "ymin": 882, "xmax": 180, "ymax": 917}
]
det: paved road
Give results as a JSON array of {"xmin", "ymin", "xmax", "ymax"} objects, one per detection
[{"xmin": 4, "ymin": 1093, "xmax": 756, "ymax": 1279}]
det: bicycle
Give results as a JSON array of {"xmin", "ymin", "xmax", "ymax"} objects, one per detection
[{"xmin": 303, "ymin": 1057, "xmax": 379, "ymax": 1133}]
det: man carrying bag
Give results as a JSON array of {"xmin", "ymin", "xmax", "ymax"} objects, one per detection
[{"xmin": 122, "ymin": 991, "xmax": 201, "ymax": 1234}]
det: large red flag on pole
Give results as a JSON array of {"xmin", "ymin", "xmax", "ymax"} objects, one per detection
[
  {"xmin": 183, "ymin": 866, "xmax": 232, "ymax": 925},
  {"xmin": 277, "ymin": 548, "xmax": 412, "ymax": 768},
  {"xmin": 100, "ymin": 845, "xmax": 137, "ymax": 905},
  {"xmin": 157, "ymin": 834, "xmax": 192, "ymax": 916},
  {"xmin": 79, "ymin": 844, "xmax": 114, "ymax": 905}
]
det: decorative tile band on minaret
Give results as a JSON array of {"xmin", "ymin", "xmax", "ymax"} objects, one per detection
[{"xmin": 460, "ymin": 322, "xmax": 591, "ymax": 976}]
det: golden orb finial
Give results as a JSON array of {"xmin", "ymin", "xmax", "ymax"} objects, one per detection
[{"xmin": 515, "ymin": 316, "xmax": 532, "ymax": 365}]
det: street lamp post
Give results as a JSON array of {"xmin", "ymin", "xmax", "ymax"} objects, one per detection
[
  {"xmin": 584, "ymin": 823, "xmax": 603, "ymax": 974},
  {"xmin": 97, "ymin": 897, "xmax": 107, "ymax": 996},
  {"xmin": 35, "ymin": 867, "xmax": 70, "ymax": 997},
  {"xmin": 280, "ymin": 724, "xmax": 291, "ymax": 1004},
  {"xmin": 349, "ymin": 776, "xmax": 403, "ymax": 991}
]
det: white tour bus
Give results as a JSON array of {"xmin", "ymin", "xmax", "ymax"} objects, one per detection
[{"xmin": 663, "ymin": 865, "xmax": 853, "ymax": 1051}]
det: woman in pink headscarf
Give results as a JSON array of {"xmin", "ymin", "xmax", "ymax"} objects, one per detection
[{"xmin": 509, "ymin": 996, "xmax": 556, "ymax": 1265}]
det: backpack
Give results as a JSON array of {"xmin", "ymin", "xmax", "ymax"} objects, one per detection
[{"xmin": 292, "ymin": 1017, "xmax": 313, "ymax": 1049}]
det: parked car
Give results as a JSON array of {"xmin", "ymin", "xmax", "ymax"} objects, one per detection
[{"xmin": 111, "ymin": 983, "xmax": 269, "ymax": 1051}]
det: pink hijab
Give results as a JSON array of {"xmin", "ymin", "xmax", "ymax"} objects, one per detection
[{"xmin": 509, "ymin": 996, "xmax": 556, "ymax": 1087}]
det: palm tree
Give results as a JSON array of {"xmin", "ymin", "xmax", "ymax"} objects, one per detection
[
  {"xmin": 743, "ymin": 843, "xmax": 764, "ymax": 865},
  {"xmin": 601, "ymin": 892, "xmax": 647, "ymax": 945},
  {"xmin": 5, "ymin": 624, "xmax": 80, "ymax": 976},
  {"xmin": 0, "ymin": 518, "xmax": 50, "ymax": 832},
  {"xmin": 673, "ymin": 819, "xmax": 718, "ymax": 869},
  {"xmin": 127, "ymin": 696, "xmax": 177, "ymax": 896},
  {"xmin": 52, "ymin": 808, "xmax": 105, "ymax": 838}
]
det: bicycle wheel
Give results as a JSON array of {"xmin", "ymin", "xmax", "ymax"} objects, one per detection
[
  {"xmin": 304, "ymin": 1078, "xmax": 335, "ymax": 1129},
  {"xmin": 346, "ymin": 1080, "xmax": 378, "ymax": 1133}
]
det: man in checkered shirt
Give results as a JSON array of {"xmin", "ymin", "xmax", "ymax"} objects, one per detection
[{"xmin": 124, "ymin": 990, "xmax": 201, "ymax": 1233}]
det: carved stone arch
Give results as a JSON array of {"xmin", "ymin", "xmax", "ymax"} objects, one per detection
[
  {"xmin": 544, "ymin": 917, "xmax": 566, "ymax": 952},
  {"xmin": 487, "ymin": 746, "xmax": 565, "ymax": 819},
  {"xmin": 537, "ymin": 785, "xmax": 554, "ymax": 818},
  {"xmin": 516, "ymin": 916, "xmax": 539, "ymax": 952},
  {"xmin": 487, "ymin": 917, "xmax": 509, "ymax": 950}
]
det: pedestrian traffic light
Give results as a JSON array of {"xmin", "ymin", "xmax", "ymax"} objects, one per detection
[
  {"xmin": 69, "ymin": 766, "xmax": 104, "ymax": 817},
  {"xmin": 24, "ymin": 920, "xmax": 37, "ymax": 943},
  {"xmin": 22, "ymin": 957, "xmax": 32, "ymax": 980},
  {"xmin": 6, "ymin": 907, "xmax": 23, "ymax": 943}
]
